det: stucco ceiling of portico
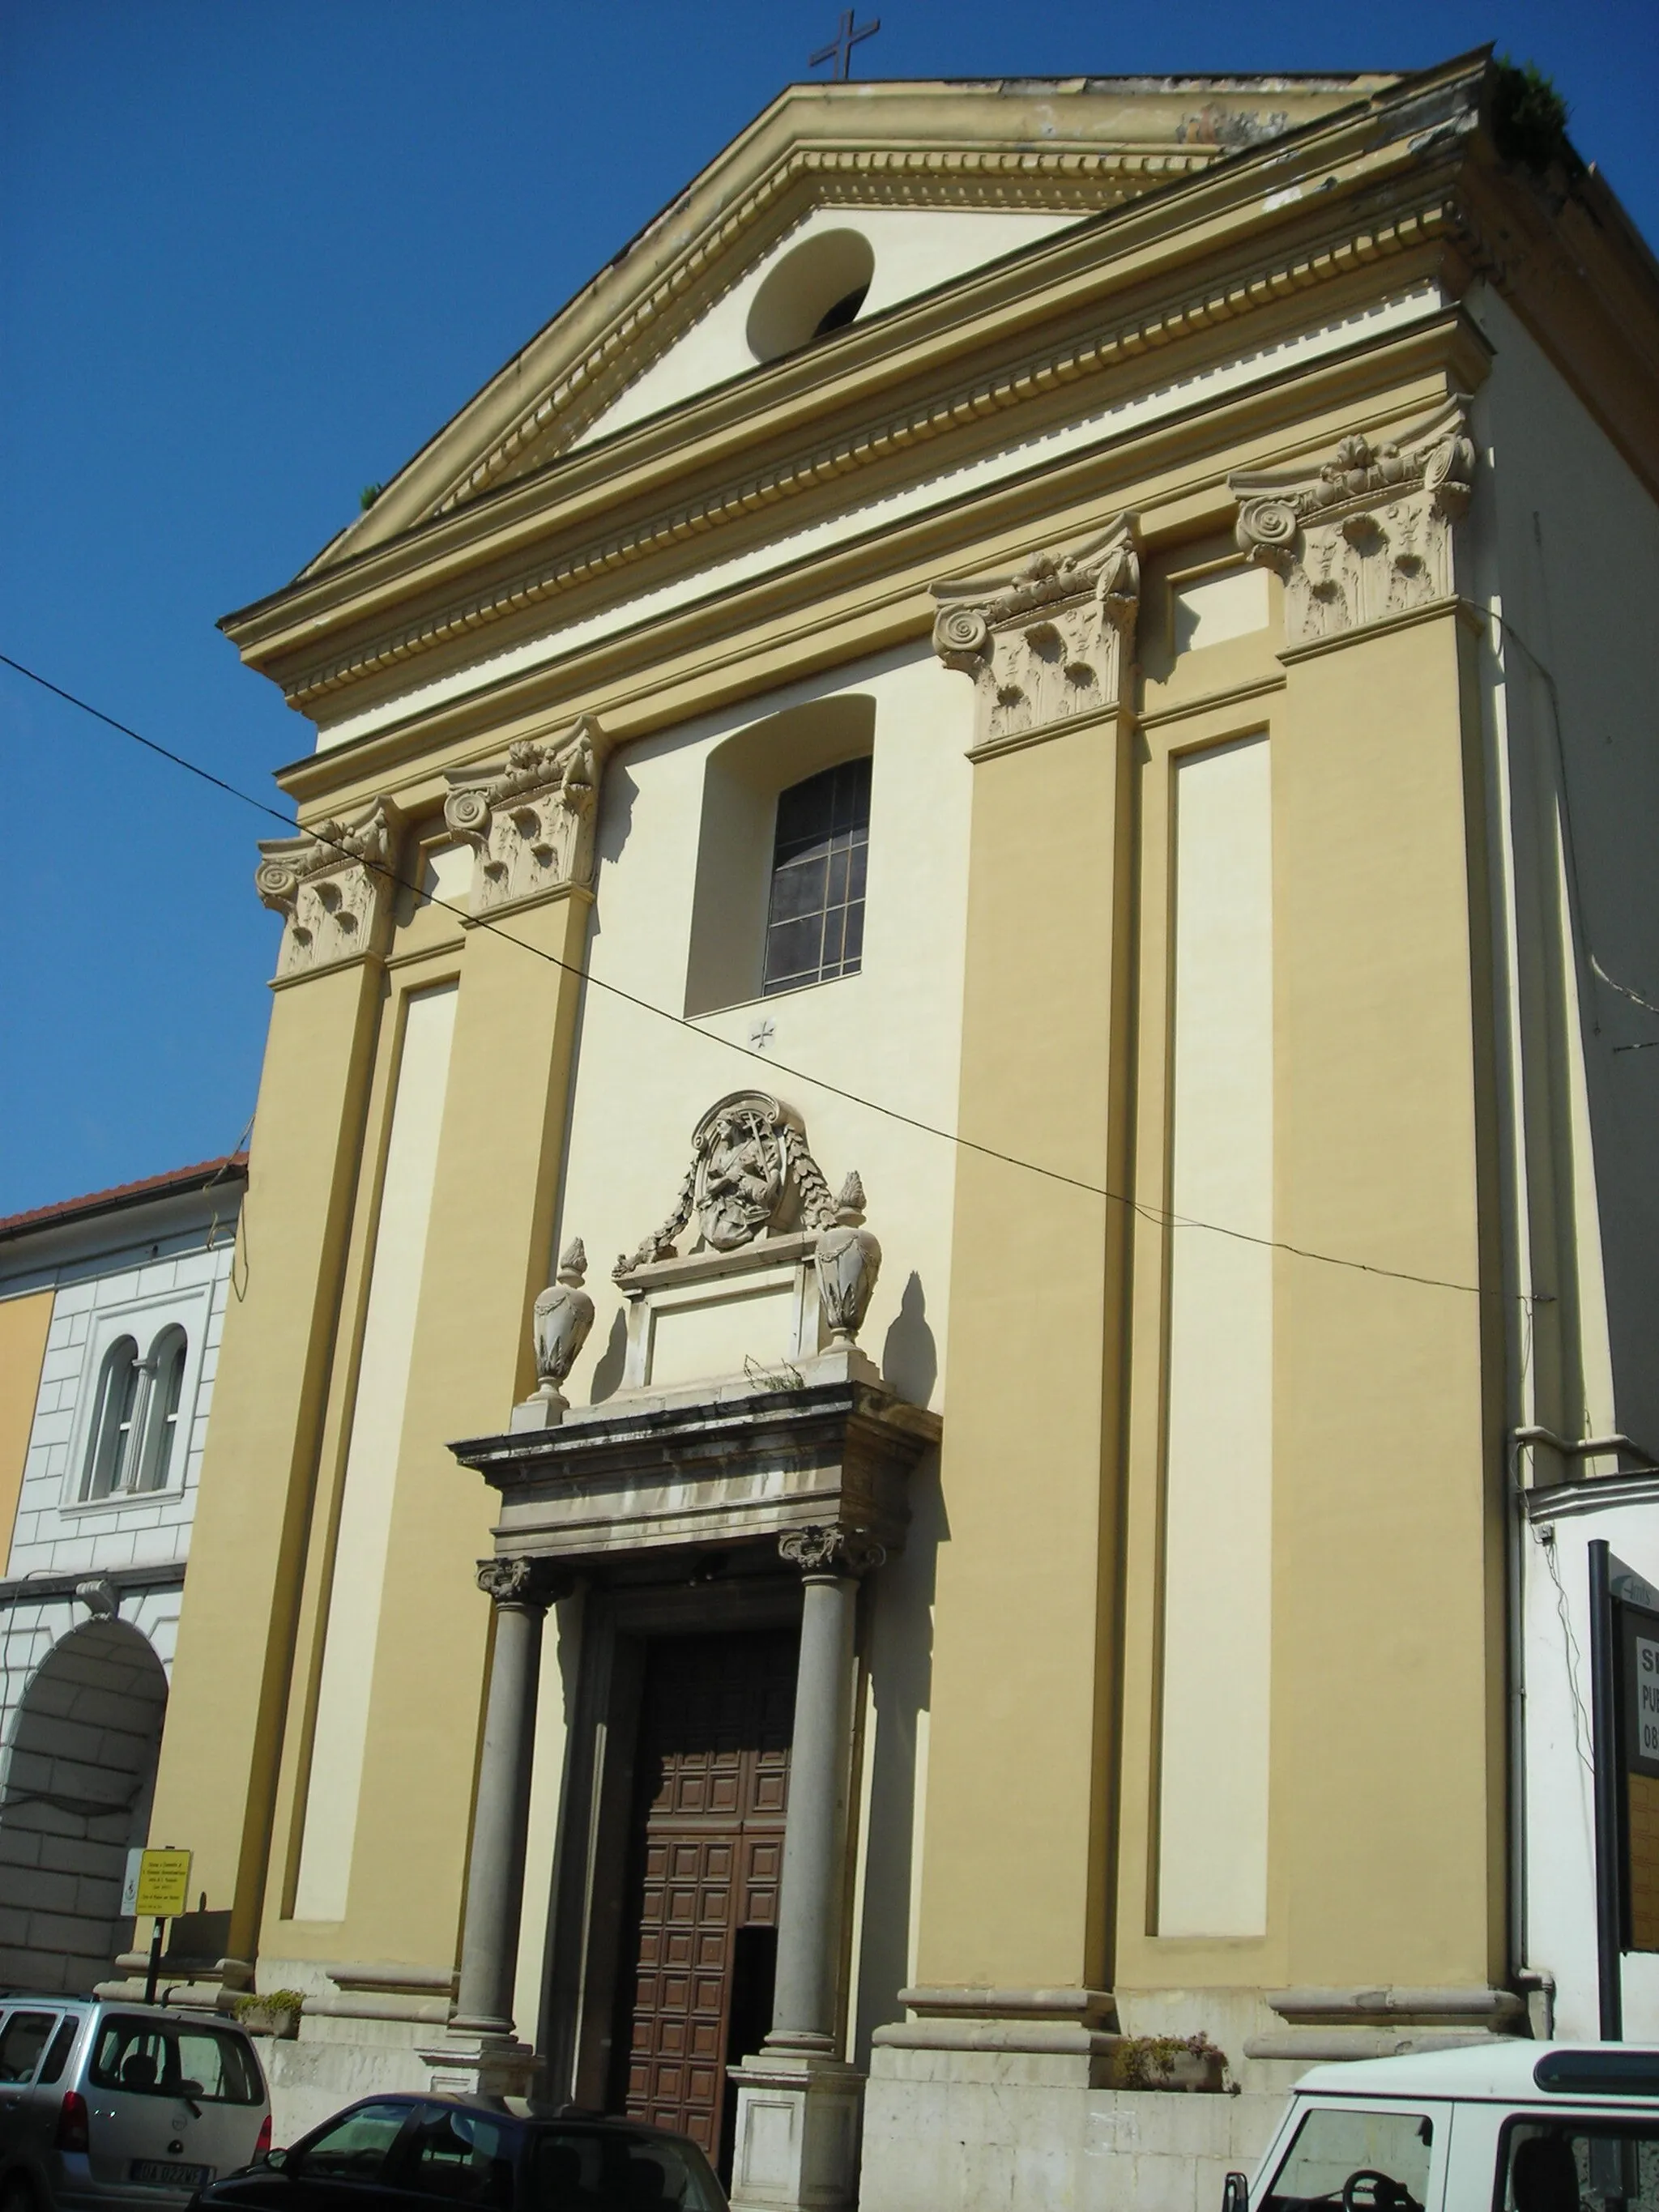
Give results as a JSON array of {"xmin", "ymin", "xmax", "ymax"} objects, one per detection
[{"xmin": 310, "ymin": 74, "xmax": 1397, "ymax": 573}]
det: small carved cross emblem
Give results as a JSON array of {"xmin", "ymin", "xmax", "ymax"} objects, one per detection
[
  {"xmin": 748, "ymin": 1016, "xmax": 777, "ymax": 1051},
  {"xmin": 809, "ymin": 9, "xmax": 880, "ymax": 80}
]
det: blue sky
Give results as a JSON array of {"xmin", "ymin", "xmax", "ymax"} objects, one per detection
[{"xmin": 2, "ymin": 0, "xmax": 1656, "ymax": 1214}]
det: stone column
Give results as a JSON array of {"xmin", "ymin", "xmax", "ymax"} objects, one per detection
[
  {"xmin": 730, "ymin": 1526, "xmax": 882, "ymax": 2212},
  {"xmin": 425, "ymin": 1556, "xmax": 561, "ymax": 2096}
]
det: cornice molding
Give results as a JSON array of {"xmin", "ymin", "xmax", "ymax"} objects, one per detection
[
  {"xmin": 326, "ymin": 73, "xmax": 1406, "ymax": 560},
  {"xmin": 281, "ymin": 195, "xmax": 1454, "ymax": 715},
  {"xmin": 435, "ymin": 147, "xmax": 1220, "ymax": 515}
]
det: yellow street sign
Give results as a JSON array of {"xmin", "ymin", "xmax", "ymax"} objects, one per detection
[{"xmin": 131, "ymin": 1849, "xmax": 192, "ymax": 1920}]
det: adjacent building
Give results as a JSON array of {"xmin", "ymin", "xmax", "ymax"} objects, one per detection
[
  {"xmin": 141, "ymin": 54, "xmax": 1659, "ymax": 2203},
  {"xmin": 0, "ymin": 1158, "xmax": 245, "ymax": 1997}
]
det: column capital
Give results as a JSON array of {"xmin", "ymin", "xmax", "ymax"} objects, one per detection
[
  {"xmin": 931, "ymin": 515, "xmax": 1138, "ymax": 755},
  {"xmin": 443, "ymin": 714, "xmax": 608, "ymax": 918},
  {"xmin": 778, "ymin": 1525, "xmax": 885, "ymax": 1579},
  {"xmin": 475, "ymin": 1555, "xmax": 569, "ymax": 1611},
  {"xmin": 1230, "ymin": 397, "xmax": 1477, "ymax": 648},
  {"xmin": 255, "ymin": 799, "xmax": 397, "ymax": 982}
]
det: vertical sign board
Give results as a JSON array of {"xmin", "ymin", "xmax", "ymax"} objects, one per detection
[{"xmin": 1618, "ymin": 1600, "xmax": 1659, "ymax": 1952}]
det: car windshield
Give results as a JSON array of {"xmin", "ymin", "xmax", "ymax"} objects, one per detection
[
  {"xmin": 530, "ymin": 2128, "xmax": 724, "ymax": 2212},
  {"xmin": 1500, "ymin": 2119, "xmax": 1659, "ymax": 2212},
  {"xmin": 90, "ymin": 2017, "xmax": 262, "ymax": 2105},
  {"xmin": 1261, "ymin": 2108, "xmax": 1433, "ymax": 2212}
]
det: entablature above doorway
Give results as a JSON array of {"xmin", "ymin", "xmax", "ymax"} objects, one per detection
[{"xmin": 452, "ymin": 1374, "xmax": 936, "ymax": 1586}]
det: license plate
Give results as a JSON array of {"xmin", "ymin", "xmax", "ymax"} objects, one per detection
[{"xmin": 130, "ymin": 2162, "xmax": 211, "ymax": 2189}]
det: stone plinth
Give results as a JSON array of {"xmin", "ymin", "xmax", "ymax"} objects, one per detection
[{"xmin": 729, "ymin": 2053, "xmax": 865, "ymax": 2212}]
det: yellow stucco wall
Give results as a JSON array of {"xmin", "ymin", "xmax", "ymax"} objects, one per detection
[{"xmin": 0, "ymin": 1291, "xmax": 53, "ymax": 1561}]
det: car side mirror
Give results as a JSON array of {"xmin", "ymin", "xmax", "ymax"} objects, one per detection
[
  {"xmin": 260, "ymin": 2148, "xmax": 289, "ymax": 2174},
  {"xmin": 1222, "ymin": 2173, "xmax": 1250, "ymax": 2212}
]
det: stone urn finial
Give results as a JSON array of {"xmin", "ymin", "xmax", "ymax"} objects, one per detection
[
  {"xmin": 812, "ymin": 1174, "xmax": 881, "ymax": 1349},
  {"xmin": 526, "ymin": 1238, "xmax": 595, "ymax": 1422}
]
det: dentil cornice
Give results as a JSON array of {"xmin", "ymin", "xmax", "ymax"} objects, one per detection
[
  {"xmin": 442, "ymin": 714, "xmax": 608, "ymax": 915},
  {"xmin": 254, "ymin": 799, "xmax": 396, "ymax": 982},
  {"xmin": 277, "ymin": 192, "xmax": 1455, "ymax": 718},
  {"xmin": 932, "ymin": 516, "xmax": 1139, "ymax": 749},
  {"xmin": 1230, "ymin": 396, "xmax": 1475, "ymax": 644}
]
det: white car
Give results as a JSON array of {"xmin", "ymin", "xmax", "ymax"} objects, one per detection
[{"xmin": 1233, "ymin": 2044, "xmax": 1659, "ymax": 2212}]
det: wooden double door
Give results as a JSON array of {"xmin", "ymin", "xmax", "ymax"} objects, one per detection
[{"xmin": 610, "ymin": 1627, "xmax": 798, "ymax": 2170}]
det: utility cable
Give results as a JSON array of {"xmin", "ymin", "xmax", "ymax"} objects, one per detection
[{"xmin": 2, "ymin": 649, "xmax": 1544, "ymax": 1306}]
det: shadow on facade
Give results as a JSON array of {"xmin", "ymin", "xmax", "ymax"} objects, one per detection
[{"xmin": 0, "ymin": 1619, "xmax": 167, "ymax": 1994}]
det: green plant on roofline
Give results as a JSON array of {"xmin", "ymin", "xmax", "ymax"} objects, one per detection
[{"xmin": 1490, "ymin": 58, "xmax": 1581, "ymax": 178}]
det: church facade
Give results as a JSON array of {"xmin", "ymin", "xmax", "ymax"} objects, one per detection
[{"xmin": 151, "ymin": 58, "xmax": 1659, "ymax": 2206}]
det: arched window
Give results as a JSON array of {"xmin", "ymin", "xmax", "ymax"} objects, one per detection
[
  {"xmin": 84, "ymin": 1339, "xmax": 140, "ymax": 1501},
  {"xmin": 135, "ymin": 1328, "xmax": 187, "ymax": 1494},
  {"xmin": 762, "ymin": 756, "xmax": 871, "ymax": 995}
]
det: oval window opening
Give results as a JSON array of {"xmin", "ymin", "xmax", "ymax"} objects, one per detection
[{"xmin": 747, "ymin": 230, "xmax": 876, "ymax": 364}]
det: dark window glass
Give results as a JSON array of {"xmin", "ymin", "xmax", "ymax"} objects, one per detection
[
  {"xmin": 38, "ymin": 2015, "xmax": 79, "ymax": 2084},
  {"xmin": 530, "ymin": 2128, "xmax": 723, "ymax": 2212},
  {"xmin": 1499, "ymin": 2117, "xmax": 1659, "ymax": 2212},
  {"xmin": 812, "ymin": 282, "xmax": 868, "ymax": 339},
  {"xmin": 0, "ymin": 2012, "xmax": 57, "ymax": 2084},
  {"xmin": 762, "ymin": 757, "xmax": 871, "ymax": 996},
  {"xmin": 293, "ymin": 2101, "xmax": 412, "ymax": 2182},
  {"xmin": 403, "ymin": 2106, "xmax": 520, "ymax": 2208},
  {"xmin": 86, "ymin": 1338, "xmax": 140, "ymax": 1498},
  {"xmin": 90, "ymin": 2017, "xmax": 262, "ymax": 2104}
]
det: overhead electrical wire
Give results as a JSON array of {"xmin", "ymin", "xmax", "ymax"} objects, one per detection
[{"xmin": 2, "ymin": 648, "xmax": 1550, "ymax": 1305}]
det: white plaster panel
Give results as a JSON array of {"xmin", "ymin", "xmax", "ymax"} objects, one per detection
[
  {"xmin": 293, "ymin": 982, "xmax": 460, "ymax": 1923},
  {"xmin": 552, "ymin": 640, "xmax": 967, "ymax": 1422},
  {"xmin": 646, "ymin": 1281, "xmax": 796, "ymax": 1387},
  {"xmin": 574, "ymin": 205, "xmax": 1080, "ymax": 450},
  {"xmin": 316, "ymin": 286, "xmax": 1446, "ymax": 752},
  {"xmin": 1173, "ymin": 565, "xmax": 1269, "ymax": 655},
  {"xmin": 1158, "ymin": 734, "xmax": 1273, "ymax": 1938},
  {"xmin": 6, "ymin": 1247, "xmax": 233, "ymax": 1579}
]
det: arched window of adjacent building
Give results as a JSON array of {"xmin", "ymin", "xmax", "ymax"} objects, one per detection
[
  {"xmin": 84, "ymin": 1338, "xmax": 140, "ymax": 1501},
  {"xmin": 761, "ymin": 755, "xmax": 871, "ymax": 995},
  {"xmin": 135, "ymin": 1328, "xmax": 187, "ymax": 1494}
]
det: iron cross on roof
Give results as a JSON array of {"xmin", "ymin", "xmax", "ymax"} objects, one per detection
[{"xmin": 810, "ymin": 9, "xmax": 880, "ymax": 81}]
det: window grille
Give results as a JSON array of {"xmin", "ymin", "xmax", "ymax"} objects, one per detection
[{"xmin": 761, "ymin": 757, "xmax": 871, "ymax": 995}]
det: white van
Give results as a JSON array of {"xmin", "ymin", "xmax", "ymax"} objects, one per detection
[{"xmin": 1231, "ymin": 2044, "xmax": 1659, "ymax": 2212}]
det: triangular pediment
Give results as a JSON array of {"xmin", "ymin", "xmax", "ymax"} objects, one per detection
[{"xmin": 313, "ymin": 73, "xmax": 1395, "ymax": 575}]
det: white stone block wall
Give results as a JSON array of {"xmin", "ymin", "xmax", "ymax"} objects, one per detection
[{"xmin": 7, "ymin": 1237, "xmax": 234, "ymax": 1581}]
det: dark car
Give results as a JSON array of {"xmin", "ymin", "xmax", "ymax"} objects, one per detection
[{"xmin": 186, "ymin": 2096, "xmax": 726, "ymax": 2212}]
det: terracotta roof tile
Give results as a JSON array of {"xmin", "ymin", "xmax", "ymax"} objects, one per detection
[{"xmin": 0, "ymin": 1155, "xmax": 249, "ymax": 1242}]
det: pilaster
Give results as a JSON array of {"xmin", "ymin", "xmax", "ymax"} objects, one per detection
[
  {"xmin": 907, "ymin": 518, "xmax": 1138, "ymax": 2000},
  {"xmin": 322, "ymin": 733, "xmax": 599, "ymax": 1971},
  {"xmin": 148, "ymin": 856, "xmax": 390, "ymax": 1962},
  {"xmin": 1222, "ymin": 407, "xmax": 1508, "ymax": 1994}
]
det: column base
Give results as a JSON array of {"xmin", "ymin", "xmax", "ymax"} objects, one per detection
[
  {"xmin": 728, "ymin": 2052, "xmax": 864, "ymax": 2212},
  {"xmin": 418, "ymin": 2029, "xmax": 537, "ymax": 2099}
]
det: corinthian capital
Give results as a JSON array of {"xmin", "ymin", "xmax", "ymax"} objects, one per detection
[
  {"xmin": 778, "ymin": 1526, "xmax": 886, "ymax": 1579},
  {"xmin": 254, "ymin": 799, "xmax": 395, "ymax": 982},
  {"xmin": 443, "ymin": 714, "xmax": 608, "ymax": 917},
  {"xmin": 476, "ymin": 1557, "xmax": 567, "ymax": 1611},
  {"xmin": 1230, "ymin": 399, "xmax": 1476, "ymax": 648},
  {"xmin": 932, "ymin": 517, "xmax": 1138, "ymax": 752}
]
